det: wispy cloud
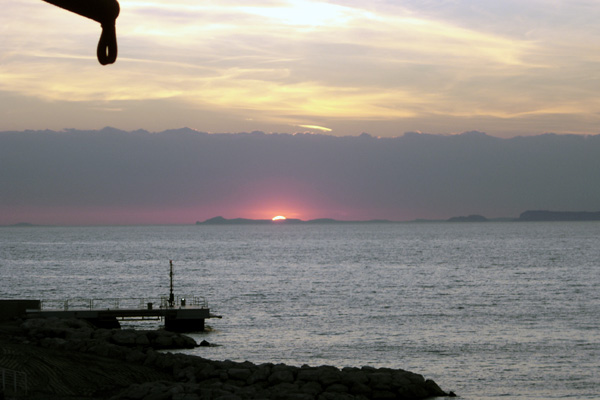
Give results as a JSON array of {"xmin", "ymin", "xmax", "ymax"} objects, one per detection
[
  {"xmin": 298, "ymin": 124, "xmax": 331, "ymax": 132},
  {"xmin": 3, "ymin": 0, "xmax": 600, "ymax": 135}
]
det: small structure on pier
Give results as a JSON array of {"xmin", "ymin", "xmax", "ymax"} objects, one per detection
[{"xmin": 1, "ymin": 261, "xmax": 220, "ymax": 332}]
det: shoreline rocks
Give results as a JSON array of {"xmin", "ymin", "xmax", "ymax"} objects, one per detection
[{"xmin": 1, "ymin": 318, "xmax": 455, "ymax": 399}]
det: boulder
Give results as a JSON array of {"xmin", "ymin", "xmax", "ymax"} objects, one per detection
[
  {"xmin": 111, "ymin": 329, "xmax": 138, "ymax": 345},
  {"xmin": 268, "ymin": 367, "xmax": 295, "ymax": 385},
  {"xmin": 11, "ymin": 318, "xmax": 453, "ymax": 399}
]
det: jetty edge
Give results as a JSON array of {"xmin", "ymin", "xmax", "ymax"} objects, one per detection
[
  {"xmin": 0, "ymin": 317, "xmax": 455, "ymax": 399},
  {"xmin": 1, "ymin": 261, "xmax": 221, "ymax": 333},
  {"xmin": 8, "ymin": 296, "xmax": 221, "ymax": 332}
]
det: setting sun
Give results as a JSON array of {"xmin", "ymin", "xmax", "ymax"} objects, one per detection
[{"xmin": 272, "ymin": 215, "xmax": 287, "ymax": 221}]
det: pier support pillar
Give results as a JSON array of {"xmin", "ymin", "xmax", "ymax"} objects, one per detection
[
  {"xmin": 84, "ymin": 316, "xmax": 121, "ymax": 329},
  {"xmin": 164, "ymin": 316, "xmax": 205, "ymax": 332}
]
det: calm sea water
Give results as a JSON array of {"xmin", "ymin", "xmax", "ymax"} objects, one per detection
[{"xmin": 1, "ymin": 222, "xmax": 599, "ymax": 399}]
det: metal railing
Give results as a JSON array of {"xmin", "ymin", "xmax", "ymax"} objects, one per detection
[
  {"xmin": 160, "ymin": 295, "xmax": 207, "ymax": 309},
  {"xmin": 40, "ymin": 296, "xmax": 207, "ymax": 311},
  {"xmin": 1, "ymin": 368, "xmax": 28, "ymax": 396}
]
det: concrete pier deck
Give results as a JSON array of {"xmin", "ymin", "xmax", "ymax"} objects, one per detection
[{"xmin": 2, "ymin": 298, "xmax": 220, "ymax": 332}]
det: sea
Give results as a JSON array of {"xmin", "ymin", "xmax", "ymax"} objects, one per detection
[{"xmin": 1, "ymin": 222, "xmax": 599, "ymax": 399}]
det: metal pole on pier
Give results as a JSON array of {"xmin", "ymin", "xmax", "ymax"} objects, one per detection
[{"xmin": 169, "ymin": 260, "xmax": 174, "ymax": 308}]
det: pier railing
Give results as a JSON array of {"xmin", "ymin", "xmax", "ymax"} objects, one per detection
[
  {"xmin": 40, "ymin": 296, "xmax": 207, "ymax": 311},
  {"xmin": 160, "ymin": 296, "xmax": 207, "ymax": 309},
  {"xmin": 1, "ymin": 367, "xmax": 28, "ymax": 396}
]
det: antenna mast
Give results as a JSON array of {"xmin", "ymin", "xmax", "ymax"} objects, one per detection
[{"xmin": 169, "ymin": 260, "xmax": 174, "ymax": 307}]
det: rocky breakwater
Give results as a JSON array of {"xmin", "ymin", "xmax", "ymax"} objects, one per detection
[{"xmin": 1, "ymin": 318, "xmax": 455, "ymax": 399}]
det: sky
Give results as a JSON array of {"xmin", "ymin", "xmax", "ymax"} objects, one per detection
[
  {"xmin": 3, "ymin": 0, "xmax": 600, "ymax": 136},
  {"xmin": 1, "ymin": 128, "xmax": 599, "ymax": 225},
  {"xmin": 2, "ymin": 1, "xmax": 600, "ymax": 225}
]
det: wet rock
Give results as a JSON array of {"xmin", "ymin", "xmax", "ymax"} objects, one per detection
[
  {"xmin": 424, "ymin": 378, "xmax": 448, "ymax": 396},
  {"xmin": 227, "ymin": 368, "xmax": 252, "ymax": 382},
  {"xmin": 300, "ymin": 381, "xmax": 322, "ymax": 396},
  {"xmin": 318, "ymin": 392, "xmax": 355, "ymax": 400},
  {"xmin": 297, "ymin": 367, "xmax": 321, "ymax": 383},
  {"xmin": 135, "ymin": 332, "xmax": 151, "ymax": 346},
  {"xmin": 13, "ymin": 318, "xmax": 453, "ymax": 400},
  {"xmin": 269, "ymin": 382, "xmax": 300, "ymax": 397},
  {"xmin": 126, "ymin": 349, "xmax": 148, "ymax": 364},
  {"xmin": 368, "ymin": 372, "xmax": 392, "ymax": 391},
  {"xmin": 371, "ymin": 390, "xmax": 396, "ymax": 400},
  {"xmin": 248, "ymin": 363, "xmax": 272, "ymax": 384},
  {"xmin": 349, "ymin": 381, "xmax": 371, "ymax": 396},
  {"xmin": 268, "ymin": 367, "xmax": 295, "ymax": 385},
  {"xmin": 154, "ymin": 333, "xmax": 174, "ymax": 348},
  {"xmin": 325, "ymin": 383, "xmax": 349, "ymax": 393},
  {"xmin": 316, "ymin": 366, "xmax": 343, "ymax": 387},
  {"xmin": 112, "ymin": 329, "xmax": 138, "ymax": 345}
]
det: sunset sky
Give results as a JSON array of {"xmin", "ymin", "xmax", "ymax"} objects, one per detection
[
  {"xmin": 3, "ymin": 0, "xmax": 600, "ymax": 137},
  {"xmin": 2, "ymin": 1, "xmax": 600, "ymax": 225},
  {"xmin": 2, "ymin": 129, "xmax": 600, "ymax": 225}
]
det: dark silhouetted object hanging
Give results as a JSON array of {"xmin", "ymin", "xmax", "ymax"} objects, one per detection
[{"xmin": 42, "ymin": 0, "xmax": 120, "ymax": 65}]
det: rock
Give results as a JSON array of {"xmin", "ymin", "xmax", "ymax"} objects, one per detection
[
  {"xmin": 66, "ymin": 329, "xmax": 92, "ymax": 341},
  {"xmin": 112, "ymin": 382, "xmax": 153, "ymax": 399},
  {"xmin": 390, "ymin": 371, "xmax": 411, "ymax": 389},
  {"xmin": 341, "ymin": 369, "xmax": 368, "ymax": 386},
  {"xmin": 8, "ymin": 318, "xmax": 453, "ymax": 399},
  {"xmin": 316, "ymin": 366, "xmax": 343, "ymax": 387},
  {"xmin": 196, "ymin": 364, "xmax": 218, "ymax": 381},
  {"xmin": 93, "ymin": 329, "xmax": 113, "ymax": 341},
  {"xmin": 135, "ymin": 332, "xmax": 151, "ymax": 346},
  {"xmin": 424, "ymin": 378, "xmax": 447, "ymax": 396},
  {"xmin": 325, "ymin": 383, "xmax": 349, "ymax": 393},
  {"xmin": 173, "ymin": 394, "xmax": 201, "ymax": 400},
  {"xmin": 268, "ymin": 367, "xmax": 295, "ymax": 385},
  {"xmin": 371, "ymin": 390, "xmax": 396, "ymax": 400},
  {"xmin": 154, "ymin": 332, "xmax": 174, "ymax": 348},
  {"xmin": 212, "ymin": 394, "xmax": 241, "ymax": 400},
  {"xmin": 280, "ymin": 393, "xmax": 313, "ymax": 400},
  {"xmin": 297, "ymin": 367, "xmax": 321, "ymax": 383},
  {"xmin": 126, "ymin": 349, "xmax": 148, "ymax": 364},
  {"xmin": 368, "ymin": 372, "xmax": 392, "ymax": 391},
  {"xmin": 300, "ymin": 381, "xmax": 322, "ymax": 396},
  {"xmin": 318, "ymin": 392, "xmax": 355, "ymax": 400},
  {"xmin": 349, "ymin": 382, "xmax": 371, "ymax": 396},
  {"xmin": 268, "ymin": 382, "xmax": 300, "ymax": 397},
  {"xmin": 112, "ymin": 329, "xmax": 138, "ymax": 345},
  {"xmin": 247, "ymin": 363, "xmax": 272, "ymax": 384},
  {"xmin": 227, "ymin": 368, "xmax": 252, "ymax": 381}
]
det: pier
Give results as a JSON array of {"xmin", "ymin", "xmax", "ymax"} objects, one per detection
[
  {"xmin": 24, "ymin": 296, "xmax": 220, "ymax": 332},
  {"xmin": 1, "ymin": 261, "xmax": 221, "ymax": 332}
]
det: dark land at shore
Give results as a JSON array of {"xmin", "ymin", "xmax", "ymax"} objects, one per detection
[{"xmin": 0, "ymin": 318, "xmax": 453, "ymax": 399}]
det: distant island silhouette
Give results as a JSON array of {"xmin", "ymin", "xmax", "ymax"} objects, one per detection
[
  {"xmin": 196, "ymin": 210, "xmax": 600, "ymax": 225},
  {"xmin": 5, "ymin": 210, "xmax": 600, "ymax": 227},
  {"xmin": 517, "ymin": 210, "xmax": 600, "ymax": 221},
  {"xmin": 446, "ymin": 214, "xmax": 488, "ymax": 222},
  {"xmin": 196, "ymin": 216, "xmax": 395, "ymax": 225}
]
